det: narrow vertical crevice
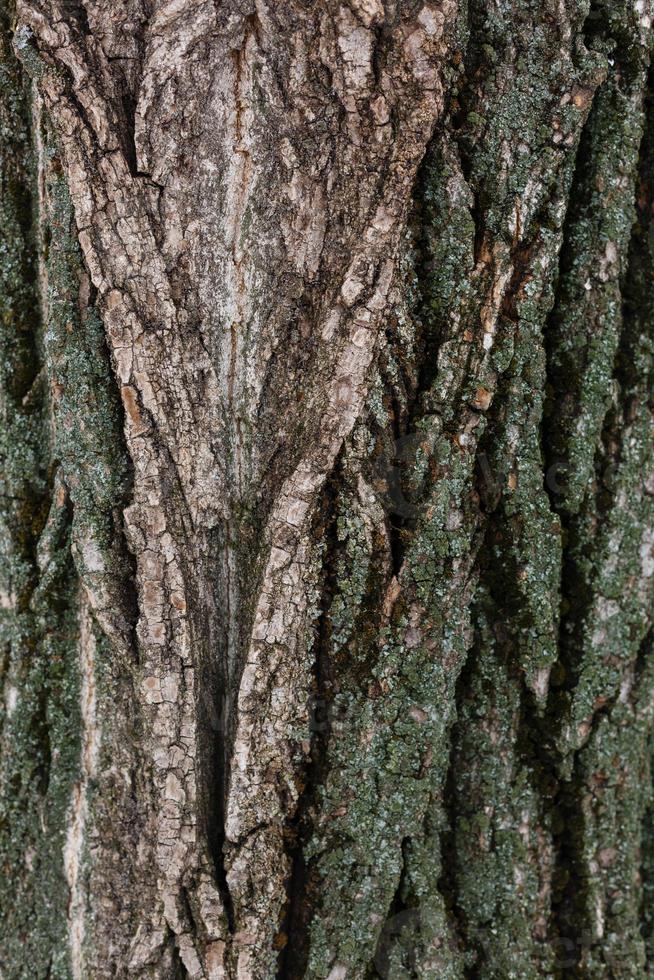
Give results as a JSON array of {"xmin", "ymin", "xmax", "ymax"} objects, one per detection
[
  {"xmin": 121, "ymin": 89, "xmax": 139, "ymax": 177},
  {"xmin": 438, "ymin": 640, "xmax": 481, "ymax": 974},
  {"xmin": 368, "ymin": 838, "xmax": 415, "ymax": 979},
  {"xmin": 169, "ymin": 940, "xmax": 190, "ymax": 980},
  {"xmin": 205, "ymin": 536, "xmax": 237, "ymax": 933}
]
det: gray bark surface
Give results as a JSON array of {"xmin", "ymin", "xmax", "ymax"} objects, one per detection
[{"xmin": 1, "ymin": 1, "xmax": 654, "ymax": 978}]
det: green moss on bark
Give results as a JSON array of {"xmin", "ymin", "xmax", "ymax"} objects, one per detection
[{"xmin": 0, "ymin": 15, "xmax": 132, "ymax": 978}]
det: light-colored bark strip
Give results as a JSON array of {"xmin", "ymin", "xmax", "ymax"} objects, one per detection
[{"xmin": 63, "ymin": 591, "xmax": 100, "ymax": 980}]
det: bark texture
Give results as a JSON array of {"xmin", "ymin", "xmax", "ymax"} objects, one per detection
[{"xmin": 1, "ymin": 0, "xmax": 654, "ymax": 978}]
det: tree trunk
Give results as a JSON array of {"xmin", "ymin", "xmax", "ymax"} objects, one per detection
[{"xmin": 1, "ymin": 0, "xmax": 654, "ymax": 976}]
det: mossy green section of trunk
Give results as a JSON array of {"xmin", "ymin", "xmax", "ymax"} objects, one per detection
[
  {"xmin": 0, "ymin": 12, "xmax": 78, "ymax": 976},
  {"xmin": 0, "ymin": 11, "xmax": 131, "ymax": 977},
  {"xmin": 280, "ymin": 3, "xmax": 654, "ymax": 978}
]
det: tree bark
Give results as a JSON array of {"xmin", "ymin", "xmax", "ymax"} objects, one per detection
[{"xmin": 1, "ymin": 0, "xmax": 654, "ymax": 977}]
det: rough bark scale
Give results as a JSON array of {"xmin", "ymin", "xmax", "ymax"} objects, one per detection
[{"xmin": 1, "ymin": 0, "xmax": 654, "ymax": 977}]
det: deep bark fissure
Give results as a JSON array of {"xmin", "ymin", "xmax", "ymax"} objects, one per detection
[{"xmin": 439, "ymin": 638, "xmax": 482, "ymax": 973}]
